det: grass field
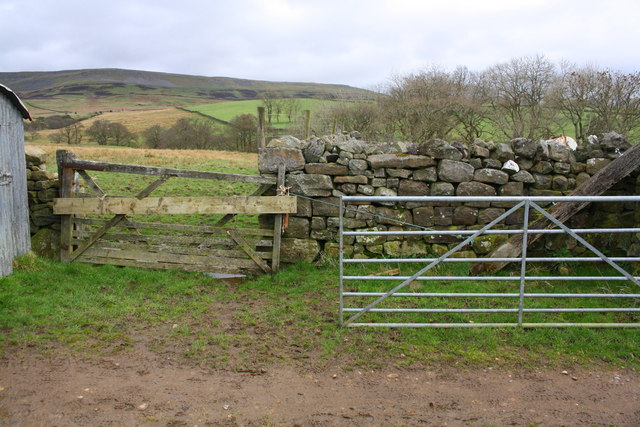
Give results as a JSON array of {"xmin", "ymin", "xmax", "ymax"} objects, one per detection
[{"xmin": 185, "ymin": 98, "xmax": 336, "ymax": 129}]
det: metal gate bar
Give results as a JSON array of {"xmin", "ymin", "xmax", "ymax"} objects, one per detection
[{"xmin": 339, "ymin": 195, "xmax": 640, "ymax": 328}]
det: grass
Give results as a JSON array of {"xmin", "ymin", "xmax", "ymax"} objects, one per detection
[
  {"xmin": 185, "ymin": 98, "xmax": 335, "ymax": 129},
  {"xmin": 1, "ymin": 253, "xmax": 638, "ymax": 371}
]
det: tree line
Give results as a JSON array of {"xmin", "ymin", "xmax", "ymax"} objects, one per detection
[{"xmin": 329, "ymin": 55, "xmax": 640, "ymax": 143}]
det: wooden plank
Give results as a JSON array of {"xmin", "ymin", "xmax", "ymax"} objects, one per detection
[
  {"xmin": 92, "ymin": 241, "xmax": 273, "ymax": 260},
  {"xmin": 81, "ymin": 247, "xmax": 261, "ymax": 269},
  {"xmin": 471, "ymin": 142, "xmax": 640, "ymax": 275},
  {"xmin": 72, "ymin": 232, "xmax": 274, "ymax": 248},
  {"xmin": 59, "ymin": 157, "xmax": 276, "ymax": 185},
  {"xmin": 78, "ymin": 256, "xmax": 262, "ymax": 274},
  {"xmin": 228, "ymin": 230, "xmax": 272, "ymax": 274},
  {"xmin": 68, "ymin": 176, "xmax": 170, "ymax": 262},
  {"xmin": 56, "ymin": 150, "xmax": 76, "ymax": 263},
  {"xmin": 272, "ymin": 164, "xmax": 285, "ymax": 272},
  {"xmin": 54, "ymin": 196, "xmax": 297, "ymax": 215},
  {"xmin": 215, "ymin": 184, "xmax": 272, "ymax": 227},
  {"xmin": 73, "ymin": 218, "xmax": 275, "ymax": 236},
  {"xmin": 77, "ymin": 170, "xmax": 105, "ymax": 196}
]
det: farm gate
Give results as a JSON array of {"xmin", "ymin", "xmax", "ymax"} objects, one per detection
[
  {"xmin": 53, "ymin": 150, "xmax": 295, "ymax": 275},
  {"xmin": 339, "ymin": 195, "xmax": 640, "ymax": 328}
]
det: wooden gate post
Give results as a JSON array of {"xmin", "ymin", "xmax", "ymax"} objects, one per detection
[
  {"xmin": 271, "ymin": 164, "xmax": 286, "ymax": 272},
  {"xmin": 56, "ymin": 150, "xmax": 76, "ymax": 263},
  {"xmin": 257, "ymin": 106, "xmax": 266, "ymax": 149},
  {"xmin": 303, "ymin": 109, "xmax": 311, "ymax": 139}
]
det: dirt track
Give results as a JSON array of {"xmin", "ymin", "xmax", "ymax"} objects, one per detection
[{"xmin": 1, "ymin": 347, "xmax": 639, "ymax": 426}]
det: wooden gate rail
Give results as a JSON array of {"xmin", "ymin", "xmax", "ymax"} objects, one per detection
[{"xmin": 55, "ymin": 150, "xmax": 294, "ymax": 275}]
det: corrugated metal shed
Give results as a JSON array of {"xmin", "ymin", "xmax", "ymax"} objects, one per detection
[{"xmin": 0, "ymin": 84, "xmax": 31, "ymax": 277}]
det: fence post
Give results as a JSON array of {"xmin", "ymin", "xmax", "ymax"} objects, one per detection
[
  {"xmin": 304, "ymin": 109, "xmax": 311, "ymax": 139},
  {"xmin": 56, "ymin": 150, "xmax": 76, "ymax": 263},
  {"xmin": 271, "ymin": 164, "xmax": 285, "ymax": 272},
  {"xmin": 257, "ymin": 106, "xmax": 266, "ymax": 149}
]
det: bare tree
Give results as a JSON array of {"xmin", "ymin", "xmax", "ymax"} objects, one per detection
[
  {"xmin": 50, "ymin": 122, "xmax": 84, "ymax": 145},
  {"xmin": 589, "ymin": 70, "xmax": 640, "ymax": 139},
  {"xmin": 448, "ymin": 66, "xmax": 489, "ymax": 142},
  {"xmin": 482, "ymin": 55, "xmax": 557, "ymax": 139},
  {"xmin": 229, "ymin": 114, "xmax": 258, "ymax": 152},
  {"xmin": 260, "ymin": 91, "xmax": 278, "ymax": 123}
]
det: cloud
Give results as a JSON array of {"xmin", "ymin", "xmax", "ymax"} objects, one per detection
[{"xmin": 1, "ymin": 0, "xmax": 639, "ymax": 88}]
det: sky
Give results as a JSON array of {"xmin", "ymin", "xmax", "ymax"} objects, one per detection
[{"xmin": 1, "ymin": 0, "xmax": 639, "ymax": 89}]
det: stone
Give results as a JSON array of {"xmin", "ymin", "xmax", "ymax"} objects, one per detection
[
  {"xmin": 335, "ymin": 140, "xmax": 367, "ymax": 154},
  {"xmin": 398, "ymin": 180, "xmax": 429, "ymax": 196},
  {"xmin": 468, "ymin": 158, "xmax": 482, "ymax": 169},
  {"xmin": 30, "ymin": 170, "xmax": 56, "ymax": 181},
  {"xmin": 601, "ymin": 131, "xmax": 630, "ymax": 152},
  {"xmin": 259, "ymin": 147, "xmax": 305, "ymax": 173},
  {"xmin": 348, "ymin": 159, "xmax": 368, "ymax": 173},
  {"xmin": 575, "ymin": 172, "xmax": 591, "ymax": 187},
  {"xmin": 339, "ymin": 151, "xmax": 354, "ymax": 160},
  {"xmin": 413, "ymin": 206, "xmax": 434, "ymax": 227},
  {"xmin": 413, "ymin": 167, "xmax": 437, "ymax": 182},
  {"xmin": 304, "ymin": 163, "xmax": 348, "ymax": 175},
  {"xmin": 431, "ymin": 244, "xmax": 448, "ymax": 256},
  {"xmin": 453, "ymin": 206, "xmax": 478, "ymax": 225},
  {"xmin": 456, "ymin": 181, "xmax": 496, "ymax": 197},
  {"xmin": 286, "ymin": 174, "xmax": 333, "ymax": 197},
  {"xmin": 495, "ymin": 143, "xmax": 515, "ymax": 161},
  {"xmin": 474, "ymin": 168, "xmax": 509, "ymax": 185},
  {"xmin": 430, "ymin": 182, "xmax": 455, "ymax": 196},
  {"xmin": 357, "ymin": 184, "xmax": 375, "ymax": 195},
  {"xmin": 31, "ymin": 229, "xmax": 60, "ymax": 259},
  {"xmin": 295, "ymin": 197, "xmax": 312, "ymax": 217},
  {"xmin": 310, "ymin": 229, "xmax": 335, "ymax": 240},
  {"xmin": 553, "ymin": 162, "xmax": 571, "ymax": 175},
  {"xmin": 333, "ymin": 175, "xmax": 368, "ymax": 184},
  {"xmin": 471, "ymin": 144, "xmax": 490, "ymax": 158},
  {"xmin": 368, "ymin": 154, "xmax": 436, "ymax": 169},
  {"xmin": 24, "ymin": 146, "xmax": 47, "ymax": 165},
  {"xmin": 418, "ymin": 139, "xmax": 463, "ymax": 160},
  {"xmin": 531, "ymin": 161, "xmax": 553, "ymax": 174},
  {"xmin": 38, "ymin": 189, "xmax": 58, "ymax": 202},
  {"xmin": 548, "ymin": 141, "xmax": 570, "ymax": 162},
  {"xmin": 280, "ymin": 238, "xmax": 320, "ymax": 263},
  {"xmin": 339, "ymin": 183, "xmax": 357, "ymax": 194},
  {"xmin": 472, "ymin": 234, "xmax": 507, "ymax": 255},
  {"xmin": 478, "ymin": 208, "xmax": 506, "ymax": 224},
  {"xmin": 371, "ymin": 178, "xmax": 386, "ymax": 187},
  {"xmin": 533, "ymin": 174, "xmax": 552, "ymax": 189},
  {"xmin": 303, "ymin": 139, "xmax": 325, "ymax": 163},
  {"xmin": 375, "ymin": 207, "xmax": 413, "ymax": 225},
  {"xmin": 536, "ymin": 140, "xmax": 550, "ymax": 160},
  {"xmin": 511, "ymin": 138, "xmax": 537, "ymax": 158},
  {"xmin": 501, "ymin": 160, "xmax": 520, "ymax": 175},
  {"xmin": 283, "ymin": 217, "xmax": 310, "ymax": 239},
  {"xmin": 355, "ymin": 226, "xmax": 387, "ymax": 245},
  {"xmin": 517, "ymin": 158, "xmax": 534, "ymax": 170},
  {"xmin": 386, "ymin": 168, "xmax": 411, "ymax": 178},
  {"xmin": 33, "ymin": 180, "xmax": 59, "ymax": 191},
  {"xmin": 511, "ymin": 170, "xmax": 535, "ymax": 183},
  {"xmin": 482, "ymin": 158, "xmax": 502, "ymax": 169},
  {"xmin": 373, "ymin": 187, "xmax": 397, "ymax": 197},
  {"xmin": 312, "ymin": 197, "xmax": 340, "ymax": 216},
  {"xmin": 434, "ymin": 207, "xmax": 453, "ymax": 225},
  {"xmin": 437, "ymin": 159, "xmax": 474, "ymax": 183},
  {"xmin": 552, "ymin": 175, "xmax": 569, "ymax": 190},
  {"xmin": 267, "ymin": 135, "xmax": 303, "ymax": 149},
  {"xmin": 499, "ymin": 181, "xmax": 524, "ymax": 196},
  {"xmin": 311, "ymin": 216, "xmax": 326, "ymax": 230},
  {"xmin": 586, "ymin": 158, "xmax": 611, "ymax": 175},
  {"xmin": 386, "ymin": 178, "xmax": 399, "ymax": 188}
]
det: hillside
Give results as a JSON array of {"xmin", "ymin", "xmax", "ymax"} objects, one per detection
[{"xmin": 0, "ymin": 68, "xmax": 371, "ymax": 116}]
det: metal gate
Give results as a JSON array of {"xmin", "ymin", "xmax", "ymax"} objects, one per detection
[{"xmin": 339, "ymin": 195, "xmax": 640, "ymax": 328}]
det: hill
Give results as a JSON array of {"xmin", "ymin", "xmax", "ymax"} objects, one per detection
[{"xmin": 0, "ymin": 68, "xmax": 371, "ymax": 116}]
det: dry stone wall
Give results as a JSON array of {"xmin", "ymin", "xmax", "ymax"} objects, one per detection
[
  {"xmin": 25, "ymin": 147, "xmax": 61, "ymax": 259},
  {"xmin": 260, "ymin": 133, "xmax": 640, "ymax": 262}
]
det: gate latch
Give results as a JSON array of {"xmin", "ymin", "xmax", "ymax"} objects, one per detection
[{"xmin": 0, "ymin": 172, "xmax": 12, "ymax": 186}]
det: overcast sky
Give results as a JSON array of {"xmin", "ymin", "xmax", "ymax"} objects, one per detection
[{"xmin": 1, "ymin": 0, "xmax": 639, "ymax": 89}]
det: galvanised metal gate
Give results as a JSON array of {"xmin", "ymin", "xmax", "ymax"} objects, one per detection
[{"xmin": 338, "ymin": 196, "xmax": 640, "ymax": 328}]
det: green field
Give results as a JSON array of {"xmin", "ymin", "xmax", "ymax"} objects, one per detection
[{"xmin": 185, "ymin": 98, "xmax": 336, "ymax": 129}]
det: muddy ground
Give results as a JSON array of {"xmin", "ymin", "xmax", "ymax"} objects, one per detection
[{"xmin": 1, "ymin": 345, "xmax": 639, "ymax": 427}]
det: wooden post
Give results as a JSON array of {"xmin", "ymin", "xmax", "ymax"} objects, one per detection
[
  {"xmin": 304, "ymin": 109, "xmax": 311, "ymax": 140},
  {"xmin": 56, "ymin": 150, "xmax": 76, "ymax": 263},
  {"xmin": 331, "ymin": 116, "xmax": 337, "ymax": 135},
  {"xmin": 257, "ymin": 106, "xmax": 266, "ymax": 149},
  {"xmin": 272, "ymin": 164, "xmax": 285, "ymax": 272}
]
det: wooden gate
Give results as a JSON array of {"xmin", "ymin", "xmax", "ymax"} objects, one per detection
[{"xmin": 53, "ymin": 150, "xmax": 295, "ymax": 275}]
